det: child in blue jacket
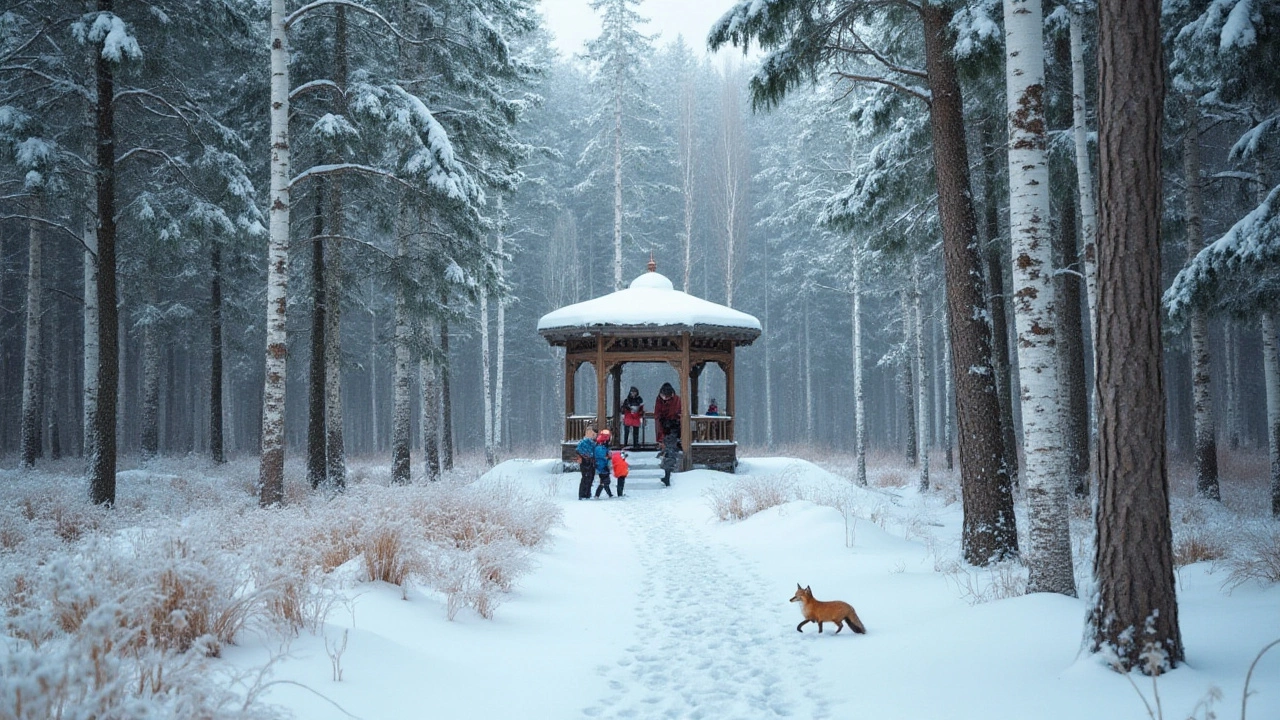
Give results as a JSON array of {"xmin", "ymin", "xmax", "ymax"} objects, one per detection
[
  {"xmin": 593, "ymin": 429, "xmax": 614, "ymax": 498},
  {"xmin": 575, "ymin": 426, "xmax": 597, "ymax": 500}
]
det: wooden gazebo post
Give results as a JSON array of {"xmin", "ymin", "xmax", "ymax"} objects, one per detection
[
  {"xmin": 595, "ymin": 333, "xmax": 606, "ymax": 433},
  {"xmin": 680, "ymin": 331, "xmax": 692, "ymax": 470}
]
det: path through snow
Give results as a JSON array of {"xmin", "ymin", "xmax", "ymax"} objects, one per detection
[{"xmin": 579, "ymin": 462, "xmax": 836, "ymax": 719}]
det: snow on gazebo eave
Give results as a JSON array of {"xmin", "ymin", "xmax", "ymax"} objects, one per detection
[{"xmin": 537, "ymin": 270, "xmax": 762, "ymax": 345}]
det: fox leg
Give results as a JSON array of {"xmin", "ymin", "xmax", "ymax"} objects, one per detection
[
  {"xmin": 834, "ymin": 620, "xmax": 844, "ymax": 634},
  {"xmin": 796, "ymin": 619, "xmax": 810, "ymax": 633},
  {"xmin": 817, "ymin": 621, "xmax": 824, "ymax": 633}
]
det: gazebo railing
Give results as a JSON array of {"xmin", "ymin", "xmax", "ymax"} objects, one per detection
[
  {"xmin": 692, "ymin": 415, "xmax": 732, "ymax": 443},
  {"xmin": 564, "ymin": 415, "xmax": 599, "ymax": 442}
]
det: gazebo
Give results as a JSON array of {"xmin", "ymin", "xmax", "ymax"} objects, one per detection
[{"xmin": 537, "ymin": 260, "xmax": 761, "ymax": 472}]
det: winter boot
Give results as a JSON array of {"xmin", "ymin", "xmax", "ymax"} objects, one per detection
[{"xmin": 661, "ymin": 470, "xmax": 671, "ymax": 487}]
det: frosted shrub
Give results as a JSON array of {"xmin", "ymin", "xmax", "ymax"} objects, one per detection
[
  {"xmin": 707, "ymin": 474, "xmax": 799, "ymax": 521},
  {"xmin": 1223, "ymin": 525, "xmax": 1280, "ymax": 589},
  {"xmin": 360, "ymin": 521, "xmax": 414, "ymax": 586}
]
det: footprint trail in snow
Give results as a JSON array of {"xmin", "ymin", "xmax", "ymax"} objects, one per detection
[{"xmin": 580, "ymin": 474, "xmax": 835, "ymax": 719}]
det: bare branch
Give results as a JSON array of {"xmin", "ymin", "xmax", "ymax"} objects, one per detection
[
  {"xmin": 290, "ymin": 79, "xmax": 343, "ymax": 101},
  {"xmin": 832, "ymin": 71, "xmax": 930, "ymax": 104},
  {"xmin": 0, "ymin": 214, "xmax": 97, "ymax": 256},
  {"xmin": 284, "ymin": 0, "xmax": 421, "ymax": 45}
]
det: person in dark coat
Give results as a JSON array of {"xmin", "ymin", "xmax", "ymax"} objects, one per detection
[
  {"xmin": 593, "ymin": 429, "xmax": 614, "ymax": 498},
  {"xmin": 620, "ymin": 386, "xmax": 645, "ymax": 448},
  {"xmin": 658, "ymin": 419, "xmax": 681, "ymax": 486},
  {"xmin": 575, "ymin": 426, "xmax": 597, "ymax": 500},
  {"xmin": 654, "ymin": 382, "xmax": 681, "ymax": 443}
]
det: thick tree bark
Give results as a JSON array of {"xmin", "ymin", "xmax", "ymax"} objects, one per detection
[
  {"xmin": 89, "ymin": 0, "xmax": 120, "ymax": 506},
  {"xmin": 20, "ymin": 200, "xmax": 43, "ymax": 468},
  {"xmin": 307, "ymin": 189, "xmax": 328, "ymax": 489},
  {"xmin": 259, "ymin": 0, "xmax": 291, "ymax": 507},
  {"xmin": 1183, "ymin": 100, "xmax": 1218, "ymax": 500},
  {"xmin": 210, "ymin": 242, "xmax": 225, "ymax": 464},
  {"xmin": 1004, "ymin": 0, "xmax": 1074, "ymax": 597},
  {"xmin": 1055, "ymin": 193, "xmax": 1090, "ymax": 496},
  {"xmin": 1088, "ymin": 0, "xmax": 1183, "ymax": 671},
  {"xmin": 980, "ymin": 120, "xmax": 1021, "ymax": 487},
  {"xmin": 1224, "ymin": 321, "xmax": 1240, "ymax": 450},
  {"xmin": 852, "ymin": 248, "xmax": 867, "ymax": 486},
  {"xmin": 921, "ymin": 3, "xmax": 1019, "ymax": 564}
]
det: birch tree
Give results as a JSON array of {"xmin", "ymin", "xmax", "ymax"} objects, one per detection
[{"xmin": 1003, "ymin": 0, "xmax": 1074, "ymax": 596}]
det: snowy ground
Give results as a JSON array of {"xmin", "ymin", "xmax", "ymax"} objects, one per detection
[{"xmin": 232, "ymin": 455, "xmax": 1280, "ymax": 720}]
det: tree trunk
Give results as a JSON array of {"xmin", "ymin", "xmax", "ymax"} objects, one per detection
[
  {"xmin": 210, "ymin": 242, "xmax": 225, "ymax": 463},
  {"xmin": 1055, "ymin": 192, "xmax": 1090, "ymax": 496},
  {"xmin": 1183, "ymin": 99, "xmax": 1218, "ymax": 500},
  {"xmin": 943, "ymin": 309, "xmax": 954, "ymax": 471},
  {"xmin": 613, "ymin": 67, "xmax": 624, "ymax": 291},
  {"xmin": 259, "ymin": 0, "xmax": 291, "ymax": 507},
  {"xmin": 369, "ymin": 295, "xmax": 379, "ymax": 453},
  {"xmin": 981, "ymin": 119, "xmax": 1021, "ymax": 487},
  {"xmin": 901, "ymin": 289, "xmax": 918, "ymax": 466},
  {"xmin": 440, "ymin": 303, "xmax": 453, "ymax": 470},
  {"xmin": 480, "ymin": 288, "xmax": 495, "ymax": 466},
  {"xmin": 804, "ymin": 290, "xmax": 814, "ymax": 440},
  {"xmin": 914, "ymin": 263, "xmax": 930, "ymax": 491},
  {"xmin": 1263, "ymin": 313, "xmax": 1280, "ymax": 517},
  {"xmin": 89, "ymin": 0, "xmax": 120, "ymax": 506},
  {"xmin": 1224, "ymin": 321, "xmax": 1240, "ymax": 450},
  {"xmin": 680, "ymin": 77, "xmax": 695, "ymax": 290},
  {"xmin": 307, "ymin": 188, "xmax": 328, "ymax": 489},
  {"xmin": 1004, "ymin": 0, "xmax": 1075, "ymax": 597},
  {"xmin": 20, "ymin": 199, "xmax": 43, "ymax": 468},
  {"xmin": 852, "ymin": 248, "xmax": 868, "ymax": 486},
  {"xmin": 83, "ymin": 220, "xmax": 98, "ymax": 463},
  {"xmin": 140, "ymin": 286, "xmax": 160, "ymax": 461},
  {"xmin": 921, "ymin": 3, "xmax": 1019, "ymax": 564},
  {"xmin": 46, "ymin": 302, "xmax": 61, "ymax": 461},
  {"xmin": 391, "ymin": 204, "xmax": 412, "ymax": 485},
  {"xmin": 1088, "ymin": 0, "xmax": 1182, "ymax": 671},
  {"xmin": 1070, "ymin": 6, "xmax": 1100, "ymax": 354},
  {"xmin": 420, "ymin": 325, "xmax": 440, "ymax": 480},
  {"xmin": 495, "ymin": 232, "xmax": 506, "ymax": 450},
  {"xmin": 325, "ymin": 7, "xmax": 348, "ymax": 490}
]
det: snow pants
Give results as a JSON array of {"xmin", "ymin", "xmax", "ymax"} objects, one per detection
[{"xmin": 578, "ymin": 460, "xmax": 594, "ymax": 499}]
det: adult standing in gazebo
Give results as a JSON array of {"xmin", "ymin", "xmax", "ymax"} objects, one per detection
[{"xmin": 654, "ymin": 382, "xmax": 681, "ymax": 444}]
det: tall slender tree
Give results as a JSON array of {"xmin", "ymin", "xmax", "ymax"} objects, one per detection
[{"xmin": 1003, "ymin": 0, "xmax": 1074, "ymax": 596}]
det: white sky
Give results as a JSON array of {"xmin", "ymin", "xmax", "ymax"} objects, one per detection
[{"xmin": 539, "ymin": 0, "xmax": 739, "ymax": 58}]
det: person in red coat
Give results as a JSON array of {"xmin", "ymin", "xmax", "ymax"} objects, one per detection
[
  {"xmin": 620, "ymin": 386, "xmax": 645, "ymax": 449},
  {"xmin": 654, "ymin": 382, "xmax": 681, "ymax": 443}
]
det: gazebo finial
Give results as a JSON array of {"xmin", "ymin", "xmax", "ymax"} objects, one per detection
[{"xmin": 647, "ymin": 253, "xmax": 656, "ymax": 273}]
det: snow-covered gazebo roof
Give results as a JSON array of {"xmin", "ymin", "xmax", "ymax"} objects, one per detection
[{"xmin": 537, "ymin": 267, "xmax": 762, "ymax": 346}]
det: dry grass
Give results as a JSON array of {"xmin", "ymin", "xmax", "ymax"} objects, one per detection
[
  {"xmin": 360, "ymin": 524, "xmax": 413, "ymax": 586},
  {"xmin": 1223, "ymin": 526, "xmax": 1280, "ymax": 590},
  {"xmin": 707, "ymin": 474, "xmax": 799, "ymax": 521}
]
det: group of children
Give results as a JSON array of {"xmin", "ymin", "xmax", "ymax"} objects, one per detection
[{"xmin": 575, "ymin": 422, "xmax": 681, "ymax": 500}]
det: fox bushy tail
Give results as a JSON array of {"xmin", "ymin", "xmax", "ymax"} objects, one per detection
[{"xmin": 847, "ymin": 614, "xmax": 866, "ymax": 634}]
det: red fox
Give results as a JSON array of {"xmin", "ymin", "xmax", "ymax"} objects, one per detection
[{"xmin": 790, "ymin": 584, "xmax": 866, "ymax": 634}]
